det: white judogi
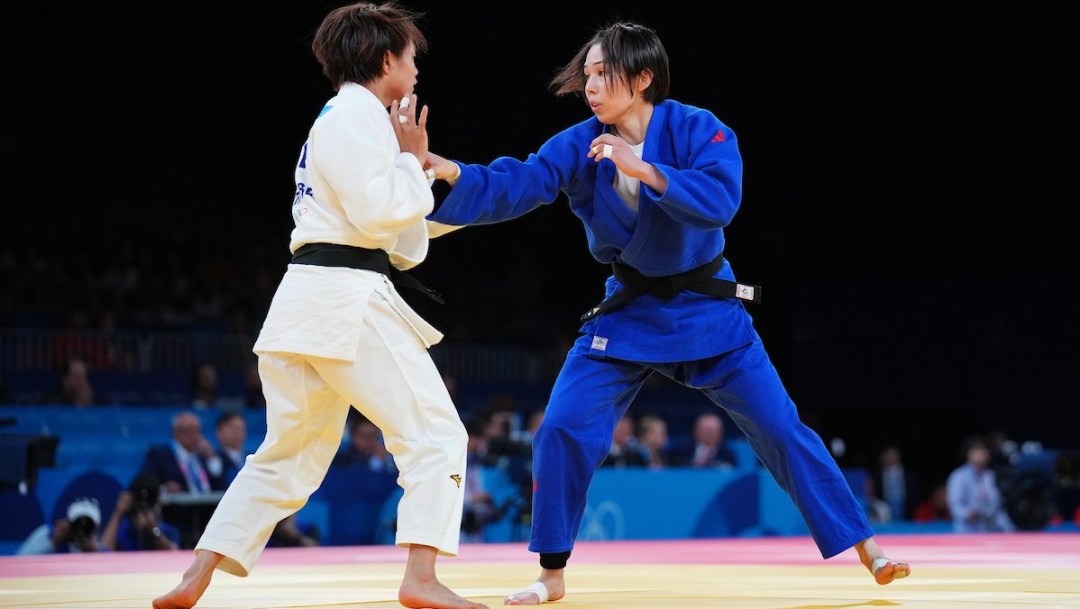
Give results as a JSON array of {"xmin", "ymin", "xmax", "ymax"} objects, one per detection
[{"xmin": 196, "ymin": 83, "xmax": 468, "ymax": 577}]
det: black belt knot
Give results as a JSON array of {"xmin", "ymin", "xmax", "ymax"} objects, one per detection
[
  {"xmin": 580, "ymin": 255, "xmax": 761, "ymax": 322},
  {"xmin": 291, "ymin": 243, "xmax": 444, "ymax": 304}
]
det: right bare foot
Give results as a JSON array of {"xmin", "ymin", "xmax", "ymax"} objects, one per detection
[
  {"xmin": 504, "ymin": 574, "xmax": 565, "ymax": 606},
  {"xmin": 152, "ymin": 550, "xmax": 222, "ymax": 609},
  {"xmin": 399, "ymin": 579, "xmax": 488, "ymax": 609}
]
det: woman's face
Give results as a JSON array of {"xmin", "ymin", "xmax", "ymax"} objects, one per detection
[
  {"xmin": 583, "ymin": 43, "xmax": 636, "ymax": 124},
  {"xmin": 386, "ymin": 42, "xmax": 418, "ymax": 101}
]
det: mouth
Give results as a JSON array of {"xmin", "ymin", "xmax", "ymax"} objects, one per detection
[{"xmin": 589, "ymin": 101, "xmax": 601, "ymax": 112}]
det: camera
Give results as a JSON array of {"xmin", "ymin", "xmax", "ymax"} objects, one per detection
[
  {"xmin": 129, "ymin": 474, "xmax": 161, "ymax": 513},
  {"xmin": 68, "ymin": 515, "xmax": 97, "ymax": 543}
]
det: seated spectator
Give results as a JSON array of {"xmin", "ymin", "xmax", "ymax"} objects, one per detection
[
  {"xmin": 946, "ymin": 434, "xmax": 1016, "ymax": 533},
  {"xmin": 638, "ymin": 414, "xmax": 670, "ymax": 469},
  {"xmin": 461, "ymin": 417, "xmax": 499, "ymax": 543},
  {"xmin": 138, "ymin": 410, "xmax": 222, "ymax": 494},
  {"xmin": 481, "ymin": 399, "xmax": 522, "ymax": 465},
  {"xmin": 332, "ymin": 412, "xmax": 395, "ymax": 473},
  {"xmin": 673, "ymin": 412, "xmax": 738, "ymax": 470},
  {"xmin": 46, "ymin": 357, "xmax": 95, "ymax": 407},
  {"xmin": 190, "ymin": 362, "xmax": 219, "ymax": 409},
  {"xmin": 100, "ymin": 474, "xmax": 180, "ymax": 551},
  {"xmin": 16, "ymin": 497, "xmax": 103, "ymax": 555},
  {"xmin": 601, "ymin": 413, "xmax": 647, "ymax": 468},
  {"xmin": 268, "ymin": 513, "xmax": 320, "ymax": 548},
  {"xmin": 205, "ymin": 411, "xmax": 249, "ymax": 488},
  {"xmin": 913, "ymin": 482, "xmax": 951, "ymax": 523}
]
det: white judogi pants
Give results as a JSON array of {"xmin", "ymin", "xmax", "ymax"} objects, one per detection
[{"xmin": 196, "ymin": 294, "xmax": 468, "ymax": 577}]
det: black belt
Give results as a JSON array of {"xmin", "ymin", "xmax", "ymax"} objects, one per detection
[
  {"xmin": 580, "ymin": 255, "xmax": 761, "ymax": 322},
  {"xmin": 291, "ymin": 243, "xmax": 444, "ymax": 304}
]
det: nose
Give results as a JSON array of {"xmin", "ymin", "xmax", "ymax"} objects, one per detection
[{"xmin": 585, "ymin": 75, "xmax": 599, "ymax": 94}]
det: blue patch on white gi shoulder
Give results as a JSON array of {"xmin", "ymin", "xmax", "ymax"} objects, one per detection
[{"xmin": 318, "ymin": 105, "xmax": 333, "ymax": 118}]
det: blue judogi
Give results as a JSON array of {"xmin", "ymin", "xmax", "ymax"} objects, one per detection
[{"xmin": 429, "ymin": 99, "xmax": 872, "ymax": 559}]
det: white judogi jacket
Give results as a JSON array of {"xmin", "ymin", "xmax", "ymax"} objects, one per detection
[{"xmin": 253, "ymin": 83, "xmax": 445, "ymax": 359}]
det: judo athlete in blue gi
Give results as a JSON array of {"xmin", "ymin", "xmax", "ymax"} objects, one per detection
[{"xmin": 424, "ymin": 20, "xmax": 911, "ymax": 605}]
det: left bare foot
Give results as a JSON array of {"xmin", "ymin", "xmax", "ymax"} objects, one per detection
[
  {"xmin": 399, "ymin": 579, "xmax": 489, "ymax": 609},
  {"xmin": 152, "ymin": 550, "xmax": 222, "ymax": 609}
]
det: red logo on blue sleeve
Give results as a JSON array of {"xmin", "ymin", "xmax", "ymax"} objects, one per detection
[{"xmin": 711, "ymin": 129, "xmax": 726, "ymax": 143}]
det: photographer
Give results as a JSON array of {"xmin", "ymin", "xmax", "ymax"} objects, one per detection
[
  {"xmin": 101, "ymin": 474, "xmax": 180, "ymax": 551},
  {"xmin": 16, "ymin": 497, "xmax": 103, "ymax": 555}
]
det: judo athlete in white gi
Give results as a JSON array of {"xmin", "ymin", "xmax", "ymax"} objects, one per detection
[
  {"xmin": 153, "ymin": 4, "xmax": 487, "ymax": 609},
  {"xmin": 424, "ymin": 21, "xmax": 911, "ymax": 605}
]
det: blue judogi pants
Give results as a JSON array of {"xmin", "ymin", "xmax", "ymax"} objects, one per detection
[{"xmin": 529, "ymin": 330, "xmax": 874, "ymax": 560}]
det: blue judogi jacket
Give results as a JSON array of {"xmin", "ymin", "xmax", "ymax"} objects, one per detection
[{"xmin": 429, "ymin": 99, "xmax": 757, "ymax": 362}]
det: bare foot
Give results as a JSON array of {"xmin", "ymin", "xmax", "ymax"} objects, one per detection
[
  {"xmin": 871, "ymin": 558, "xmax": 911, "ymax": 585},
  {"xmin": 399, "ymin": 579, "xmax": 489, "ymax": 609},
  {"xmin": 504, "ymin": 570, "xmax": 565, "ymax": 606},
  {"xmin": 152, "ymin": 550, "xmax": 223, "ymax": 609},
  {"xmin": 855, "ymin": 537, "xmax": 911, "ymax": 586}
]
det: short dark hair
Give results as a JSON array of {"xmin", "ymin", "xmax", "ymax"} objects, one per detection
[
  {"xmin": 312, "ymin": 1, "xmax": 428, "ymax": 91},
  {"xmin": 216, "ymin": 410, "xmax": 245, "ymax": 430},
  {"xmin": 550, "ymin": 21, "xmax": 670, "ymax": 104}
]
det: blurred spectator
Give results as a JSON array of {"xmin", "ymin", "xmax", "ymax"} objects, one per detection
[
  {"xmin": 16, "ymin": 497, "xmax": 103, "ymax": 554},
  {"xmin": 521, "ymin": 408, "xmax": 544, "ymax": 444},
  {"xmin": 987, "ymin": 428, "xmax": 1019, "ymax": 473},
  {"xmin": 484, "ymin": 408, "xmax": 536, "ymax": 534},
  {"xmin": 242, "ymin": 360, "xmax": 266, "ymax": 409},
  {"xmin": 674, "ymin": 412, "xmax": 738, "ymax": 469},
  {"xmin": 946, "ymin": 434, "xmax": 1016, "ymax": 533},
  {"xmin": 100, "ymin": 474, "xmax": 180, "ymax": 551},
  {"xmin": 638, "ymin": 414, "xmax": 670, "ymax": 469},
  {"xmin": 268, "ymin": 513, "xmax": 320, "ymax": 548},
  {"xmin": 332, "ymin": 412, "xmax": 396, "ymax": 473},
  {"xmin": 913, "ymin": 482, "xmax": 951, "ymax": 523},
  {"xmin": 870, "ymin": 445, "xmax": 920, "ymax": 521},
  {"xmin": 46, "ymin": 309, "xmax": 113, "ymax": 371},
  {"xmin": 139, "ymin": 410, "xmax": 221, "ymax": 494},
  {"xmin": 861, "ymin": 476, "xmax": 893, "ymax": 524},
  {"xmin": 461, "ymin": 417, "xmax": 499, "ymax": 543},
  {"xmin": 480, "ymin": 402, "xmax": 521, "ymax": 467},
  {"xmin": 45, "ymin": 357, "xmax": 95, "ymax": 407},
  {"xmin": 601, "ymin": 413, "xmax": 646, "ymax": 468},
  {"xmin": 206, "ymin": 411, "xmax": 249, "ymax": 487},
  {"xmin": 441, "ymin": 373, "xmax": 459, "ymax": 403},
  {"xmin": 190, "ymin": 362, "xmax": 219, "ymax": 409},
  {"xmin": 94, "ymin": 310, "xmax": 135, "ymax": 371}
]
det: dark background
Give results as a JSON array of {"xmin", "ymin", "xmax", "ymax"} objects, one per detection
[{"xmin": 2, "ymin": 2, "xmax": 1077, "ymax": 483}]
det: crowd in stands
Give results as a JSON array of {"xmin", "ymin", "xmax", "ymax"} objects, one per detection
[
  {"xmin": 6, "ymin": 364, "xmax": 1078, "ymax": 554},
  {"xmin": 10, "ymin": 397, "xmax": 1078, "ymax": 555}
]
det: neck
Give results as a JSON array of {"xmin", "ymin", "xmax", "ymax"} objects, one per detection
[
  {"xmin": 612, "ymin": 103, "xmax": 654, "ymax": 146},
  {"xmin": 352, "ymin": 79, "xmax": 394, "ymax": 108}
]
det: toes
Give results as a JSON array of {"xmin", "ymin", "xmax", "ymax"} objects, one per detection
[
  {"xmin": 504, "ymin": 592, "xmax": 541, "ymax": 606},
  {"xmin": 873, "ymin": 560, "xmax": 911, "ymax": 585}
]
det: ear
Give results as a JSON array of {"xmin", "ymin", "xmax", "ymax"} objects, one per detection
[
  {"xmin": 635, "ymin": 69, "xmax": 654, "ymax": 95},
  {"xmin": 382, "ymin": 50, "xmax": 394, "ymax": 76}
]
